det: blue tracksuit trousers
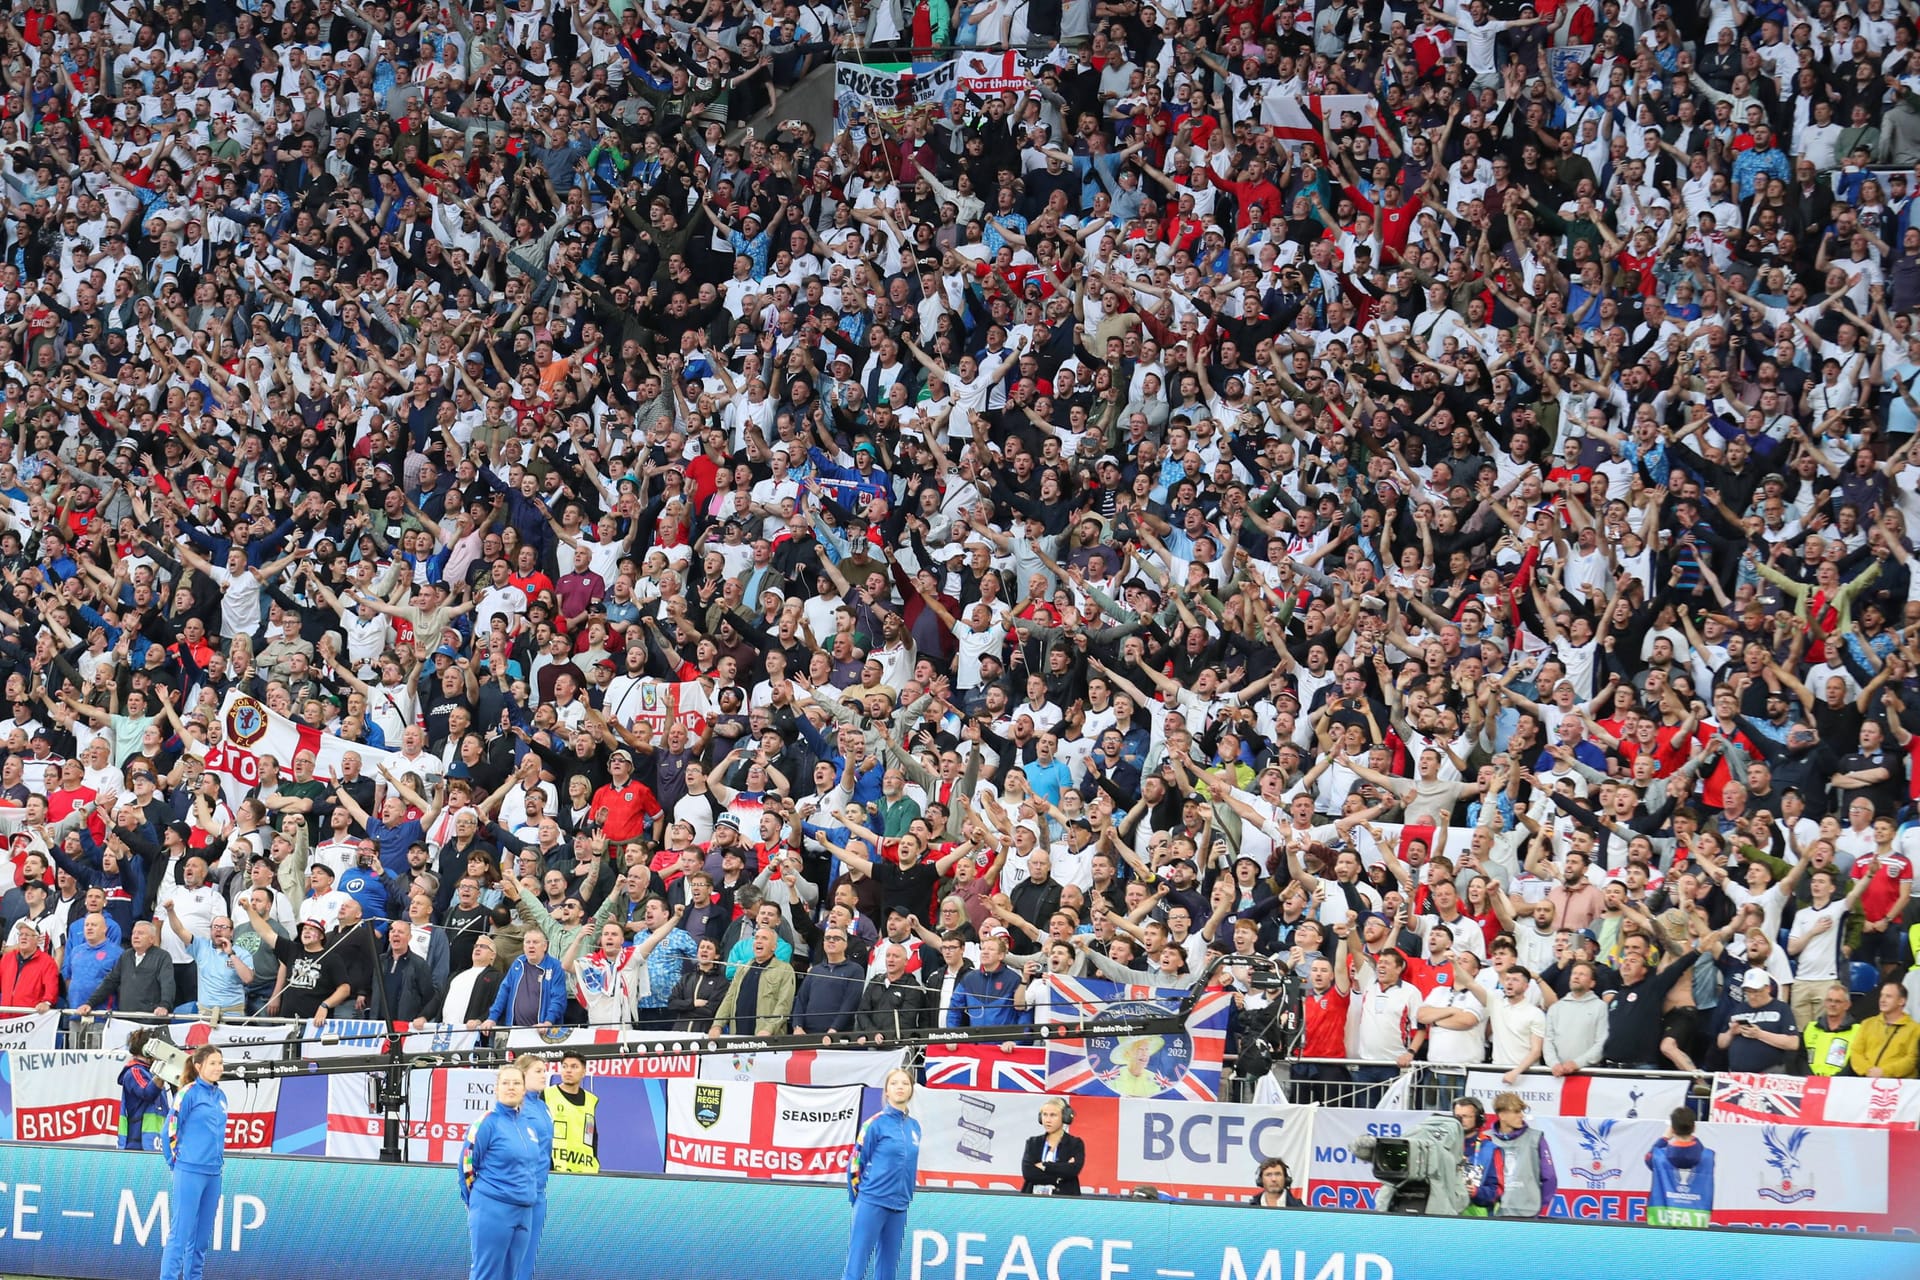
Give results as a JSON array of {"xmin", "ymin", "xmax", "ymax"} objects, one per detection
[
  {"xmin": 468, "ymin": 1190, "xmax": 533, "ymax": 1280},
  {"xmin": 842, "ymin": 1199, "xmax": 909, "ymax": 1280},
  {"xmin": 159, "ymin": 1169, "xmax": 222, "ymax": 1280},
  {"xmin": 515, "ymin": 1195, "xmax": 547, "ymax": 1280}
]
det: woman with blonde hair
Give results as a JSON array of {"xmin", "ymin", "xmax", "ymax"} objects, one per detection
[
  {"xmin": 509, "ymin": 1055, "xmax": 554, "ymax": 1280},
  {"xmin": 842, "ymin": 1067, "xmax": 921, "ymax": 1280}
]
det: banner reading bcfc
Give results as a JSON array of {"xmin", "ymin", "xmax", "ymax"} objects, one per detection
[
  {"xmin": 1464, "ymin": 1070, "xmax": 1689, "ymax": 1121},
  {"xmin": 664, "ymin": 1079, "xmax": 863, "ymax": 1182},
  {"xmin": 913, "ymin": 1090, "xmax": 1316, "ymax": 1200},
  {"xmin": 1115, "ymin": 1097, "xmax": 1317, "ymax": 1201}
]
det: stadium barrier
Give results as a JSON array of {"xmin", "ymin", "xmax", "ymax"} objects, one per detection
[
  {"xmin": 4, "ymin": 1044, "xmax": 1918, "ymax": 1229},
  {"xmin": 1, "ymin": 1144, "xmax": 1917, "ymax": 1280}
]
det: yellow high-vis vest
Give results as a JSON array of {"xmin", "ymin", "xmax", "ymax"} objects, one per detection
[{"xmin": 545, "ymin": 1084, "xmax": 600, "ymax": 1174}]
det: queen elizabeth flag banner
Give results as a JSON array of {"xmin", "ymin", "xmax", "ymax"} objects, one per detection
[{"xmin": 1042, "ymin": 977, "xmax": 1232, "ymax": 1101}]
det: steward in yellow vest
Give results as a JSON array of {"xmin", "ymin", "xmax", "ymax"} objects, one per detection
[{"xmin": 545, "ymin": 1051, "xmax": 600, "ymax": 1174}]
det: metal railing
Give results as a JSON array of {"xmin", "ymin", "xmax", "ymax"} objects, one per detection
[{"xmin": 1238, "ymin": 1057, "xmax": 1711, "ymax": 1117}]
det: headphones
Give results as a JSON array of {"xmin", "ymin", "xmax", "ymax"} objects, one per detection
[
  {"xmin": 1257, "ymin": 1157, "xmax": 1291, "ymax": 1194},
  {"xmin": 1041, "ymin": 1098, "xmax": 1074, "ymax": 1127}
]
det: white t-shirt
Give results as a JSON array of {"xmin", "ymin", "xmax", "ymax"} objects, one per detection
[
  {"xmin": 1424, "ymin": 987, "xmax": 1488, "ymax": 1065},
  {"xmin": 209, "ymin": 565, "xmax": 262, "ymax": 640},
  {"xmin": 1488, "ymin": 996, "xmax": 1547, "ymax": 1067},
  {"xmin": 1786, "ymin": 899, "xmax": 1850, "ymax": 981},
  {"xmin": 1352, "ymin": 979, "xmax": 1422, "ymax": 1059}
]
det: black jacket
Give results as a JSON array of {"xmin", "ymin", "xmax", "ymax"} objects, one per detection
[
  {"xmin": 1020, "ymin": 1132, "xmax": 1086, "ymax": 1195},
  {"xmin": 667, "ymin": 962, "xmax": 730, "ymax": 1032},
  {"xmin": 856, "ymin": 974, "xmax": 933, "ymax": 1039},
  {"xmin": 86, "ymin": 946, "xmax": 175, "ymax": 1012},
  {"xmin": 374, "ymin": 948, "xmax": 441, "ymax": 1023}
]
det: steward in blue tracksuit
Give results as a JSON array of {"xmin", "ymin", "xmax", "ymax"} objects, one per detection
[
  {"xmin": 1646, "ymin": 1134, "xmax": 1716, "ymax": 1228},
  {"xmin": 461, "ymin": 1094, "xmax": 546, "ymax": 1280},
  {"xmin": 843, "ymin": 1102, "xmax": 921, "ymax": 1280},
  {"xmin": 160, "ymin": 1073, "xmax": 228, "ymax": 1280}
]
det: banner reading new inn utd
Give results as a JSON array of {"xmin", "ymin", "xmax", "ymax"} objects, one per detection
[{"xmin": 1, "ymin": 1146, "xmax": 1916, "ymax": 1280}]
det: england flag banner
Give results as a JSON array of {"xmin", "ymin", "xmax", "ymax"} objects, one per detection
[
  {"xmin": 1043, "ymin": 977, "xmax": 1230, "ymax": 1100},
  {"xmin": 664, "ymin": 1079, "xmax": 865, "ymax": 1182},
  {"xmin": 323, "ymin": 1073, "xmax": 386, "ymax": 1160},
  {"xmin": 203, "ymin": 693, "xmax": 407, "ymax": 803},
  {"xmin": 1261, "ymin": 94, "xmax": 1376, "ymax": 149},
  {"xmin": 1465, "ymin": 1070, "xmax": 1689, "ymax": 1120},
  {"xmin": 1711, "ymin": 1072, "xmax": 1920, "ymax": 1129},
  {"xmin": 697, "ymin": 1047, "xmax": 906, "ymax": 1088}
]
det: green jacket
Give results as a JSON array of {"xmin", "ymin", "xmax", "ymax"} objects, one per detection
[{"xmin": 713, "ymin": 957, "xmax": 797, "ymax": 1035}]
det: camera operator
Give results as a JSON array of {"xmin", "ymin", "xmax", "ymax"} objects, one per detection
[
  {"xmin": 1249, "ymin": 1157, "xmax": 1295, "ymax": 1208},
  {"xmin": 1020, "ymin": 1099, "xmax": 1085, "ymax": 1196},
  {"xmin": 1451, "ymin": 1098, "xmax": 1493, "ymax": 1217}
]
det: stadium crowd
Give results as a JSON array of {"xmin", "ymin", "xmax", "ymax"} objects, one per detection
[{"xmin": 0, "ymin": 0, "xmax": 1917, "ymax": 1098}]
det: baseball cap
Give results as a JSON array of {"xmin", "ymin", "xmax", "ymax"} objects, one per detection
[{"xmin": 1741, "ymin": 969, "xmax": 1772, "ymax": 991}]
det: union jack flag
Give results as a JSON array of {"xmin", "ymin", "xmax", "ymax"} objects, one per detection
[
  {"xmin": 1711, "ymin": 1072, "xmax": 1806, "ymax": 1123},
  {"xmin": 923, "ymin": 1043, "xmax": 1051, "ymax": 1092},
  {"xmin": 1043, "ymin": 978, "xmax": 1233, "ymax": 1102}
]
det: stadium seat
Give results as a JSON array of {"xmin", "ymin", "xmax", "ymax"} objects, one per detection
[{"xmin": 1850, "ymin": 962, "xmax": 1880, "ymax": 994}]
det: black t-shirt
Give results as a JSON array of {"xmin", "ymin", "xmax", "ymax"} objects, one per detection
[
  {"xmin": 1725, "ymin": 999, "xmax": 1800, "ymax": 1074},
  {"xmin": 1601, "ymin": 955, "xmax": 1698, "ymax": 1065},
  {"xmin": 874, "ymin": 857, "xmax": 941, "ymax": 922},
  {"xmin": 424, "ymin": 692, "xmax": 475, "ymax": 747},
  {"xmin": 270, "ymin": 935, "xmax": 350, "ymax": 1020}
]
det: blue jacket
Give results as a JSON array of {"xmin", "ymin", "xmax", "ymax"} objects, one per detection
[
  {"xmin": 523, "ymin": 1092, "xmax": 553, "ymax": 1192},
  {"xmin": 488, "ymin": 953, "xmax": 568, "ymax": 1026},
  {"xmin": 166, "ymin": 1078, "xmax": 228, "ymax": 1173},
  {"xmin": 791, "ymin": 958, "xmax": 866, "ymax": 1034},
  {"xmin": 460, "ymin": 1100, "xmax": 546, "ymax": 1207},
  {"xmin": 849, "ymin": 1105, "xmax": 920, "ymax": 1209},
  {"xmin": 118, "ymin": 1061, "xmax": 169, "ymax": 1149},
  {"xmin": 63, "ymin": 937, "xmax": 123, "ymax": 1007},
  {"xmin": 807, "ymin": 448, "xmax": 892, "ymax": 508},
  {"xmin": 948, "ymin": 964, "xmax": 1030, "ymax": 1029},
  {"xmin": 1646, "ymin": 1137, "xmax": 1715, "ymax": 1216},
  {"xmin": 336, "ymin": 866, "xmax": 402, "ymax": 936}
]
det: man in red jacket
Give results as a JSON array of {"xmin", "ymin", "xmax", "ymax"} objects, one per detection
[{"xmin": 0, "ymin": 919, "xmax": 58, "ymax": 1013}]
